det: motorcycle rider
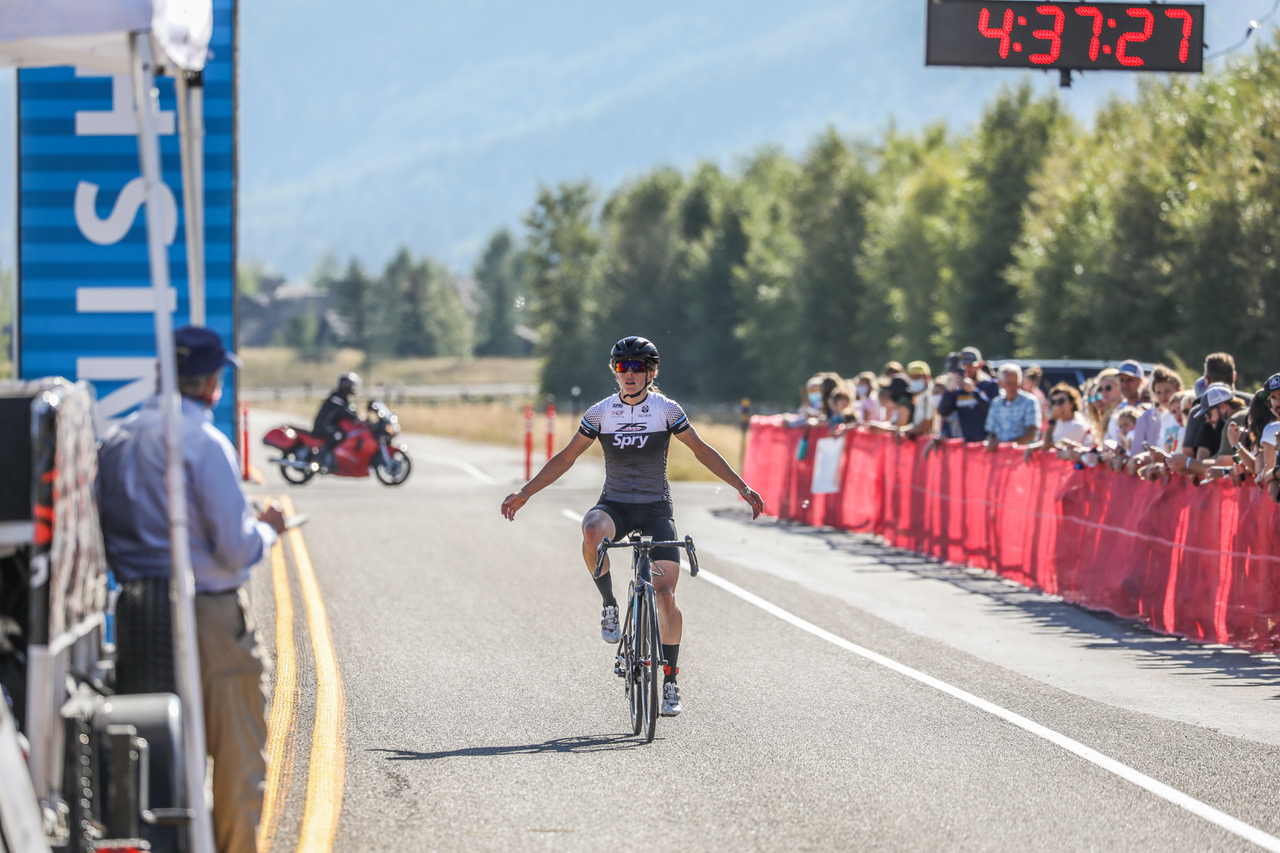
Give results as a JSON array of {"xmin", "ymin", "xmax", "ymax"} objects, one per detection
[{"xmin": 312, "ymin": 372, "xmax": 362, "ymax": 473}]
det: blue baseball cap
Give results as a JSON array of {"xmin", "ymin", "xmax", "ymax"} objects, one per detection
[{"xmin": 174, "ymin": 325, "xmax": 242, "ymax": 376}]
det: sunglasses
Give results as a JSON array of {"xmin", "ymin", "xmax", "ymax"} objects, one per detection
[
  {"xmin": 1050, "ymin": 396, "xmax": 1070, "ymax": 405},
  {"xmin": 1099, "ymin": 385, "xmax": 1115, "ymax": 392},
  {"xmin": 613, "ymin": 360, "xmax": 649, "ymax": 374}
]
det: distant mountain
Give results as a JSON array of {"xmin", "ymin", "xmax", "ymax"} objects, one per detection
[{"xmin": 0, "ymin": 2, "xmax": 1273, "ymax": 282}]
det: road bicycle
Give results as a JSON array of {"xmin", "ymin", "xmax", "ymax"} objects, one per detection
[{"xmin": 594, "ymin": 533, "xmax": 699, "ymax": 743}]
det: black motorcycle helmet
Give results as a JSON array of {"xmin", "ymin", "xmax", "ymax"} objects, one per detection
[
  {"xmin": 609, "ymin": 336, "xmax": 660, "ymax": 368},
  {"xmin": 337, "ymin": 372, "xmax": 361, "ymax": 395}
]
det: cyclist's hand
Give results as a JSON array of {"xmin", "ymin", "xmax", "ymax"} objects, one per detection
[
  {"xmin": 500, "ymin": 491, "xmax": 528, "ymax": 520},
  {"xmin": 739, "ymin": 485, "xmax": 764, "ymax": 519}
]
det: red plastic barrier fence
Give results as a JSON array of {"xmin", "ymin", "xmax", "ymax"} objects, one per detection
[{"xmin": 744, "ymin": 417, "xmax": 1280, "ymax": 653}]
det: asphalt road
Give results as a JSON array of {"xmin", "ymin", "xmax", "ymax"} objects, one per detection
[{"xmin": 243, "ymin": 412, "xmax": 1280, "ymax": 852}]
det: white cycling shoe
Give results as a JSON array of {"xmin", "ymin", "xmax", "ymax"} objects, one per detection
[
  {"xmin": 601, "ymin": 606, "xmax": 620, "ymax": 644},
  {"xmin": 661, "ymin": 682, "xmax": 682, "ymax": 716}
]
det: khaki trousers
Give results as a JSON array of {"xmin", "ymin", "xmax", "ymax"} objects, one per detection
[{"xmin": 195, "ymin": 588, "xmax": 269, "ymax": 853}]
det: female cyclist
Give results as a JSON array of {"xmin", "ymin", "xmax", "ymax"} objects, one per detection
[{"xmin": 501, "ymin": 336, "xmax": 764, "ymax": 717}]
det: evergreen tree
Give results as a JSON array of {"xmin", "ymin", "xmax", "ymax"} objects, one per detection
[
  {"xmin": 473, "ymin": 229, "xmax": 526, "ymax": 356},
  {"xmin": 949, "ymin": 83, "xmax": 1065, "ymax": 357},
  {"xmin": 325, "ymin": 258, "xmax": 374, "ymax": 351},
  {"xmin": 596, "ymin": 168, "xmax": 695, "ymax": 396},
  {"xmin": 679, "ymin": 164, "xmax": 752, "ymax": 401},
  {"xmin": 791, "ymin": 129, "xmax": 882, "ymax": 376},
  {"xmin": 731, "ymin": 148, "xmax": 805, "ymax": 401},
  {"xmin": 524, "ymin": 181, "xmax": 604, "ymax": 400},
  {"xmin": 421, "ymin": 256, "xmax": 473, "ymax": 358},
  {"xmin": 857, "ymin": 124, "xmax": 960, "ymax": 364}
]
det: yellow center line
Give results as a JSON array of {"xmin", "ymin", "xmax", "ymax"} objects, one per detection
[
  {"xmin": 279, "ymin": 495, "xmax": 347, "ymax": 853},
  {"xmin": 258, "ymin": 534, "xmax": 299, "ymax": 853}
]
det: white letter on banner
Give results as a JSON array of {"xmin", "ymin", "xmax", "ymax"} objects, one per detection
[
  {"xmin": 74, "ymin": 179, "xmax": 178, "ymax": 247},
  {"xmin": 76, "ymin": 287, "xmax": 177, "ymax": 314},
  {"xmin": 74, "ymin": 72, "xmax": 175, "ymax": 136},
  {"xmin": 77, "ymin": 358, "xmax": 158, "ymax": 420}
]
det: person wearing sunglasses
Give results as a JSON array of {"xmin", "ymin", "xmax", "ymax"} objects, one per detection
[
  {"xmin": 1180, "ymin": 352, "xmax": 1241, "ymax": 462},
  {"xmin": 1081, "ymin": 368, "xmax": 1121, "ymax": 448},
  {"xmin": 1022, "ymin": 383, "xmax": 1089, "ymax": 461},
  {"xmin": 500, "ymin": 335, "xmax": 764, "ymax": 718}
]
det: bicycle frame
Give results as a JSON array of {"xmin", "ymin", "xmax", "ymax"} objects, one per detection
[{"xmin": 594, "ymin": 533, "xmax": 699, "ymax": 741}]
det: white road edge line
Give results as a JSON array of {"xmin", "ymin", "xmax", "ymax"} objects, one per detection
[
  {"xmin": 561, "ymin": 509, "xmax": 585, "ymax": 524},
  {"xmin": 410, "ymin": 451, "xmax": 499, "ymax": 484},
  {"xmin": 560, "ymin": 508, "xmax": 1280, "ymax": 852}
]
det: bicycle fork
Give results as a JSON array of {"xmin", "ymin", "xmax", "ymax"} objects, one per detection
[{"xmin": 615, "ymin": 588, "xmax": 636, "ymax": 678}]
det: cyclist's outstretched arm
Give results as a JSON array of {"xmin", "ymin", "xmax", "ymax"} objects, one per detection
[
  {"xmin": 501, "ymin": 432, "xmax": 595, "ymax": 520},
  {"xmin": 674, "ymin": 425, "xmax": 764, "ymax": 519}
]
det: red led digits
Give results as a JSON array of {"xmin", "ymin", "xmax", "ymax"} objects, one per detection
[
  {"xmin": 1165, "ymin": 8, "xmax": 1193, "ymax": 64},
  {"xmin": 935, "ymin": 2, "xmax": 1200, "ymax": 71},
  {"xmin": 1030, "ymin": 5, "xmax": 1065, "ymax": 65},
  {"xmin": 979, "ymin": 7, "xmax": 1015, "ymax": 59},
  {"xmin": 1116, "ymin": 7, "xmax": 1154, "ymax": 67},
  {"xmin": 1075, "ymin": 6, "xmax": 1103, "ymax": 61}
]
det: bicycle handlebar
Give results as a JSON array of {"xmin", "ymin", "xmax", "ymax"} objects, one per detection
[{"xmin": 593, "ymin": 534, "xmax": 700, "ymax": 579}]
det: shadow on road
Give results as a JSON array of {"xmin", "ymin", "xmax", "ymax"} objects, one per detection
[
  {"xmin": 711, "ymin": 507, "xmax": 1280, "ymax": 699},
  {"xmin": 371, "ymin": 733, "xmax": 647, "ymax": 761}
]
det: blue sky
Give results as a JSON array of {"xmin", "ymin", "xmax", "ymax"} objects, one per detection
[{"xmin": 2, "ymin": 1, "xmax": 1278, "ymax": 280}]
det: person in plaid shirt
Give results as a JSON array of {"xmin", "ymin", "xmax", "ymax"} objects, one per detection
[{"xmin": 984, "ymin": 363, "xmax": 1041, "ymax": 451}]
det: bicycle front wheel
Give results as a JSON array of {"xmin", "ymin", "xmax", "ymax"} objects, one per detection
[
  {"xmin": 637, "ymin": 584, "xmax": 658, "ymax": 743},
  {"xmin": 622, "ymin": 598, "xmax": 642, "ymax": 736}
]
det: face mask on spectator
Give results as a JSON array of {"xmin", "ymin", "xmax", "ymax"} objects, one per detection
[
  {"xmin": 808, "ymin": 391, "xmax": 822, "ymax": 407},
  {"xmin": 857, "ymin": 384, "xmax": 871, "ymax": 398},
  {"xmin": 908, "ymin": 378, "xmax": 927, "ymax": 394}
]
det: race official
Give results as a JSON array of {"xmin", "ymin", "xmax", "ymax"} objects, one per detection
[{"xmin": 98, "ymin": 325, "xmax": 285, "ymax": 853}]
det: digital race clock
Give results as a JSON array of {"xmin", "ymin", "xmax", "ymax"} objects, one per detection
[{"xmin": 926, "ymin": 1, "xmax": 1204, "ymax": 72}]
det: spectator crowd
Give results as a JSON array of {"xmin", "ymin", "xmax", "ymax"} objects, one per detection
[{"xmin": 788, "ymin": 347, "xmax": 1280, "ymax": 501}]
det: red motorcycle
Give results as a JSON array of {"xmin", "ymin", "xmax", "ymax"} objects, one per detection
[{"xmin": 262, "ymin": 400, "xmax": 412, "ymax": 486}]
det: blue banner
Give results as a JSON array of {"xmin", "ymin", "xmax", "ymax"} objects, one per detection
[{"xmin": 18, "ymin": 0, "xmax": 236, "ymax": 442}]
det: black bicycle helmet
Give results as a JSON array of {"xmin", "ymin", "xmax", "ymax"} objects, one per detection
[
  {"xmin": 610, "ymin": 336, "xmax": 660, "ymax": 366},
  {"xmin": 337, "ymin": 372, "xmax": 361, "ymax": 395}
]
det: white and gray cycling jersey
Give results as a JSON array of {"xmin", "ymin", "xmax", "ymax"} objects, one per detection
[{"xmin": 578, "ymin": 391, "xmax": 691, "ymax": 503}]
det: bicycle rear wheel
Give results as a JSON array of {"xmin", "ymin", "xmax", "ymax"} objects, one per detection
[{"xmin": 637, "ymin": 583, "xmax": 658, "ymax": 742}]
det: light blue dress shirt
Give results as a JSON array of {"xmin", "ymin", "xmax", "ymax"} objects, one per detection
[
  {"xmin": 97, "ymin": 394, "xmax": 277, "ymax": 593},
  {"xmin": 983, "ymin": 389, "xmax": 1042, "ymax": 443}
]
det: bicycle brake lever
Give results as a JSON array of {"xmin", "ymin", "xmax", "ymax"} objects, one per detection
[
  {"xmin": 593, "ymin": 537, "xmax": 611, "ymax": 579},
  {"xmin": 685, "ymin": 535, "xmax": 699, "ymax": 577}
]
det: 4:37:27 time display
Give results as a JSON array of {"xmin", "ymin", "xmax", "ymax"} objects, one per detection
[{"xmin": 925, "ymin": 2, "xmax": 1205, "ymax": 74}]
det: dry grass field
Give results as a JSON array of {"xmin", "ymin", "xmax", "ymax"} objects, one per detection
[
  {"xmin": 239, "ymin": 347, "xmax": 539, "ymax": 389},
  {"xmin": 254, "ymin": 397, "xmax": 751, "ymax": 483}
]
